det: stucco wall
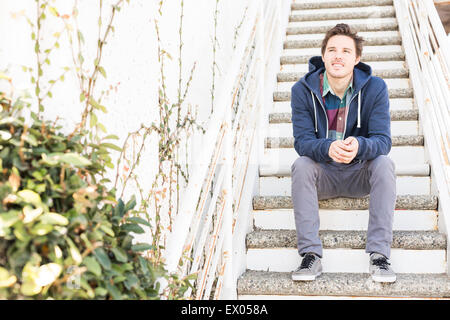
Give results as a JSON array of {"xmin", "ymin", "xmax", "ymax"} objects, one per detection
[{"xmin": 0, "ymin": 0, "xmax": 252, "ymax": 227}]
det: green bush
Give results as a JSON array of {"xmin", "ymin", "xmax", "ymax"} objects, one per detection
[{"xmin": 0, "ymin": 93, "xmax": 191, "ymax": 299}]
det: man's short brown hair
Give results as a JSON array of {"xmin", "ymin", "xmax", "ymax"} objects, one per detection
[{"xmin": 321, "ymin": 23, "xmax": 364, "ymax": 58}]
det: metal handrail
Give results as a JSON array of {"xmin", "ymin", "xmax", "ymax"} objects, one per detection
[
  {"xmin": 393, "ymin": 0, "xmax": 450, "ymax": 273},
  {"xmin": 161, "ymin": 0, "xmax": 289, "ymax": 299}
]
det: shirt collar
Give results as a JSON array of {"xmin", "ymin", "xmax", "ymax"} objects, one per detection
[{"xmin": 322, "ymin": 71, "xmax": 354, "ymax": 98}]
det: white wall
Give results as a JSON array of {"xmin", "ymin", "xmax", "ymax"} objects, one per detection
[{"xmin": 0, "ymin": 0, "xmax": 252, "ymax": 231}]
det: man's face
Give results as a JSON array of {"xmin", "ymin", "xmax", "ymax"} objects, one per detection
[{"xmin": 322, "ymin": 35, "xmax": 360, "ymax": 79}]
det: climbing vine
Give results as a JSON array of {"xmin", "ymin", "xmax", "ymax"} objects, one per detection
[{"xmin": 1, "ymin": 0, "xmax": 239, "ymax": 299}]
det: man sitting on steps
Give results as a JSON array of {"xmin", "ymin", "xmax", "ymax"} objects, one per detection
[{"xmin": 290, "ymin": 23, "xmax": 397, "ymax": 283}]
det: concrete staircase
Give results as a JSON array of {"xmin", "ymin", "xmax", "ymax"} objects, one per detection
[{"xmin": 237, "ymin": 0, "xmax": 450, "ymax": 299}]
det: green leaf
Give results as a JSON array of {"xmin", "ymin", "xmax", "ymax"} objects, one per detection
[
  {"xmin": 77, "ymin": 30, "xmax": 84, "ymax": 44},
  {"xmin": 17, "ymin": 190, "xmax": 42, "ymax": 206},
  {"xmin": 83, "ymin": 256, "xmax": 102, "ymax": 276},
  {"xmin": 0, "ymin": 211, "xmax": 21, "ymax": 228},
  {"xmin": 121, "ymin": 223, "xmax": 145, "ymax": 234},
  {"xmin": 93, "ymin": 248, "xmax": 111, "ymax": 270},
  {"xmin": 88, "ymin": 97, "xmax": 107, "ymax": 113},
  {"xmin": 126, "ymin": 217, "xmax": 151, "ymax": 228},
  {"xmin": 0, "ymin": 267, "xmax": 17, "ymax": 288},
  {"xmin": 49, "ymin": 6, "xmax": 59, "ymax": 17},
  {"xmin": 103, "ymin": 134, "xmax": 119, "ymax": 140},
  {"xmin": 0, "ymin": 130, "xmax": 12, "ymax": 140},
  {"xmin": 23, "ymin": 206, "xmax": 44, "ymax": 223},
  {"xmin": 66, "ymin": 237, "xmax": 82, "ymax": 265},
  {"xmin": 99, "ymin": 224, "xmax": 115, "ymax": 237},
  {"xmin": 42, "ymin": 152, "xmax": 92, "ymax": 167},
  {"xmin": 114, "ymin": 199, "xmax": 125, "ymax": 217},
  {"xmin": 30, "ymin": 223, "xmax": 53, "ymax": 236},
  {"xmin": 39, "ymin": 212, "xmax": 69, "ymax": 225},
  {"xmin": 131, "ymin": 243, "xmax": 153, "ymax": 252},
  {"xmin": 106, "ymin": 283, "xmax": 122, "ymax": 300},
  {"xmin": 124, "ymin": 273, "xmax": 139, "ymax": 290},
  {"xmin": 111, "ymin": 247, "xmax": 128, "ymax": 263},
  {"xmin": 100, "ymin": 143, "xmax": 122, "ymax": 152},
  {"xmin": 36, "ymin": 263, "xmax": 62, "ymax": 286},
  {"xmin": 90, "ymin": 113, "xmax": 98, "ymax": 128},
  {"xmin": 94, "ymin": 287, "xmax": 107, "ymax": 296},
  {"xmin": 21, "ymin": 280, "xmax": 41, "ymax": 296},
  {"xmin": 124, "ymin": 196, "xmax": 136, "ymax": 212},
  {"xmin": 98, "ymin": 66, "xmax": 107, "ymax": 78}
]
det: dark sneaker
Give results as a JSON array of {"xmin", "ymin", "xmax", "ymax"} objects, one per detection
[
  {"xmin": 292, "ymin": 253, "xmax": 322, "ymax": 281},
  {"xmin": 369, "ymin": 253, "xmax": 396, "ymax": 283}
]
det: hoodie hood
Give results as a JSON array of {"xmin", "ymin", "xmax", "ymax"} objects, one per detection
[{"xmin": 299, "ymin": 56, "xmax": 372, "ymax": 133}]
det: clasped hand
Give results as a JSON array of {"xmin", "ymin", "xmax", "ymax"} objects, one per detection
[{"xmin": 328, "ymin": 136, "xmax": 359, "ymax": 164}]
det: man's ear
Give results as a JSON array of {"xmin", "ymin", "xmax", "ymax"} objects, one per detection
[{"xmin": 355, "ymin": 55, "xmax": 361, "ymax": 65}]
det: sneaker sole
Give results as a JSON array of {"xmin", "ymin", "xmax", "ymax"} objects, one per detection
[
  {"xmin": 292, "ymin": 271, "xmax": 322, "ymax": 281},
  {"xmin": 371, "ymin": 274, "xmax": 397, "ymax": 283}
]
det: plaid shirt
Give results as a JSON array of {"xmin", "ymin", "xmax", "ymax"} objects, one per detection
[{"xmin": 320, "ymin": 71, "xmax": 354, "ymax": 140}]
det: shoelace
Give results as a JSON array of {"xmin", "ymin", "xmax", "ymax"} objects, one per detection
[
  {"xmin": 372, "ymin": 257, "xmax": 390, "ymax": 270},
  {"xmin": 300, "ymin": 254, "xmax": 317, "ymax": 270}
]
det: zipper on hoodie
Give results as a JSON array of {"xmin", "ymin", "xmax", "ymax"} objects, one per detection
[
  {"xmin": 312, "ymin": 91, "xmax": 329, "ymax": 138},
  {"xmin": 342, "ymin": 90, "xmax": 360, "ymax": 139}
]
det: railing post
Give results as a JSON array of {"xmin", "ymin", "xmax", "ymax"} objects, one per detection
[{"xmin": 219, "ymin": 80, "xmax": 234, "ymax": 299}]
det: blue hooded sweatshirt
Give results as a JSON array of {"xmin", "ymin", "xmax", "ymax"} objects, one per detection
[{"xmin": 291, "ymin": 56, "xmax": 392, "ymax": 163}]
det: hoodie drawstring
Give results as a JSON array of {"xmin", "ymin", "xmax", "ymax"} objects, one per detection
[
  {"xmin": 310, "ymin": 91, "xmax": 317, "ymax": 132},
  {"xmin": 357, "ymin": 91, "xmax": 361, "ymax": 128}
]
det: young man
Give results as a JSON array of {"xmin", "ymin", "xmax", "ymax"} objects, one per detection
[{"xmin": 290, "ymin": 24, "xmax": 397, "ymax": 283}]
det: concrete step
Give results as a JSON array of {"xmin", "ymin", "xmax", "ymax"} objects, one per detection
[
  {"xmin": 260, "ymin": 175, "xmax": 430, "ymax": 196},
  {"xmin": 292, "ymin": 0, "xmax": 393, "ymax": 11},
  {"xmin": 271, "ymin": 98, "xmax": 414, "ymax": 113},
  {"xmin": 287, "ymin": 17, "xmax": 398, "ymax": 35},
  {"xmin": 246, "ymin": 230, "xmax": 446, "ymax": 273},
  {"xmin": 290, "ymin": 6, "xmax": 395, "ymax": 22},
  {"xmin": 252, "ymin": 195, "xmax": 438, "ymax": 210},
  {"xmin": 279, "ymin": 61, "xmax": 408, "ymax": 81},
  {"xmin": 269, "ymin": 109, "xmax": 418, "ymax": 123},
  {"xmin": 247, "ymin": 248, "xmax": 446, "ymax": 274},
  {"xmin": 285, "ymin": 31, "xmax": 401, "ymax": 49},
  {"xmin": 238, "ymin": 271, "xmax": 450, "ymax": 298},
  {"xmin": 267, "ymin": 122, "xmax": 419, "ymax": 138},
  {"xmin": 275, "ymin": 79, "xmax": 413, "ymax": 101},
  {"xmin": 265, "ymin": 135, "xmax": 424, "ymax": 150},
  {"xmin": 261, "ymin": 162, "xmax": 429, "ymax": 177},
  {"xmin": 247, "ymin": 230, "xmax": 446, "ymax": 250},
  {"xmin": 253, "ymin": 209, "xmax": 438, "ymax": 231},
  {"xmin": 281, "ymin": 45, "xmax": 405, "ymax": 64},
  {"xmin": 260, "ymin": 147, "xmax": 426, "ymax": 176}
]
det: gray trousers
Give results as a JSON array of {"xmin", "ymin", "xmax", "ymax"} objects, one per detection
[{"xmin": 291, "ymin": 155, "xmax": 396, "ymax": 258}]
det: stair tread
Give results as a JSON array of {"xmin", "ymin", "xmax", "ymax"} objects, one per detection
[
  {"xmin": 253, "ymin": 208, "xmax": 438, "ymax": 231},
  {"xmin": 260, "ymin": 147, "xmax": 425, "ymax": 170},
  {"xmin": 281, "ymin": 45, "xmax": 405, "ymax": 63},
  {"xmin": 285, "ymin": 31, "xmax": 401, "ymax": 48},
  {"xmin": 265, "ymin": 135, "xmax": 423, "ymax": 148},
  {"xmin": 253, "ymin": 194, "xmax": 438, "ymax": 210},
  {"xmin": 287, "ymin": 30, "xmax": 399, "ymax": 41},
  {"xmin": 238, "ymin": 270, "xmax": 450, "ymax": 298},
  {"xmin": 275, "ymin": 78, "xmax": 412, "ymax": 100},
  {"xmin": 287, "ymin": 17, "xmax": 398, "ymax": 34},
  {"xmin": 272, "ymin": 98, "xmax": 414, "ymax": 112},
  {"xmin": 281, "ymin": 60, "xmax": 406, "ymax": 72},
  {"xmin": 278, "ymin": 78, "xmax": 410, "ymax": 90},
  {"xmin": 269, "ymin": 109, "xmax": 418, "ymax": 122},
  {"xmin": 279, "ymin": 61, "xmax": 408, "ymax": 80},
  {"xmin": 247, "ymin": 229, "xmax": 446, "ymax": 250},
  {"xmin": 291, "ymin": 0, "xmax": 393, "ymax": 10},
  {"xmin": 290, "ymin": 6, "xmax": 395, "ymax": 22}
]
